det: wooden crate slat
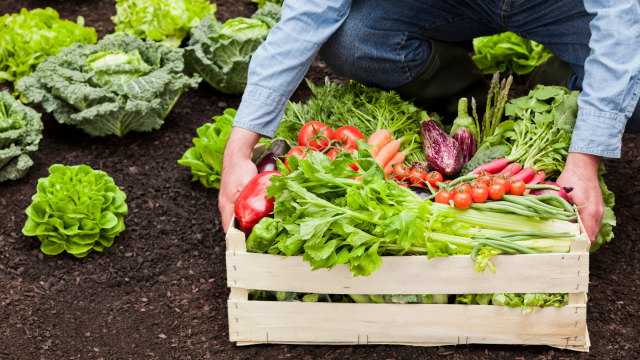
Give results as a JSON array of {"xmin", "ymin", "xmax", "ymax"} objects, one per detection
[
  {"xmin": 228, "ymin": 301, "xmax": 587, "ymax": 347},
  {"xmin": 226, "ymin": 252, "xmax": 589, "ymax": 294}
]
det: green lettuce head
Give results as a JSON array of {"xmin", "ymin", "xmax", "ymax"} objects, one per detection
[
  {"xmin": 111, "ymin": 0, "xmax": 217, "ymax": 48},
  {"xmin": 177, "ymin": 108, "xmax": 235, "ymax": 188},
  {"xmin": 22, "ymin": 165, "xmax": 128, "ymax": 258},
  {"xmin": 17, "ymin": 35, "xmax": 201, "ymax": 137},
  {"xmin": 472, "ymin": 32, "xmax": 553, "ymax": 76},
  {"xmin": 184, "ymin": 3, "xmax": 281, "ymax": 94},
  {"xmin": 0, "ymin": 7, "xmax": 97, "ymax": 96},
  {"xmin": 0, "ymin": 90, "xmax": 43, "ymax": 182}
]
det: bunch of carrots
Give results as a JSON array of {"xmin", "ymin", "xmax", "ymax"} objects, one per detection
[{"xmin": 367, "ymin": 129, "xmax": 421, "ymax": 180}]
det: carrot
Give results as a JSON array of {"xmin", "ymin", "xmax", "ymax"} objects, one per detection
[
  {"xmin": 374, "ymin": 140, "xmax": 401, "ymax": 167},
  {"xmin": 383, "ymin": 152, "xmax": 405, "ymax": 177},
  {"xmin": 471, "ymin": 157, "xmax": 509, "ymax": 175},
  {"xmin": 367, "ymin": 129, "xmax": 392, "ymax": 157}
]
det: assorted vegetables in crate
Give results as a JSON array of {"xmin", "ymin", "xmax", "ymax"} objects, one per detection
[
  {"xmin": 22, "ymin": 165, "xmax": 128, "ymax": 258},
  {"xmin": 0, "ymin": 7, "xmax": 98, "ymax": 96},
  {"xmin": 111, "ymin": 0, "xmax": 217, "ymax": 48},
  {"xmin": 0, "ymin": 90, "xmax": 44, "ymax": 182},
  {"xmin": 17, "ymin": 34, "xmax": 201, "ymax": 137},
  {"xmin": 184, "ymin": 4, "xmax": 281, "ymax": 94}
]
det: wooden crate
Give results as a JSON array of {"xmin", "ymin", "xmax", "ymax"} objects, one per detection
[{"xmin": 226, "ymin": 144, "xmax": 590, "ymax": 351}]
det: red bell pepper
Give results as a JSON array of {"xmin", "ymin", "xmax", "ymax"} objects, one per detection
[{"xmin": 234, "ymin": 171, "xmax": 283, "ymax": 230}]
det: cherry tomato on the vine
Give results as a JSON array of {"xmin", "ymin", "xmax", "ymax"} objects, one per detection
[
  {"xmin": 453, "ymin": 183, "xmax": 471, "ymax": 196},
  {"xmin": 408, "ymin": 168, "xmax": 426, "ymax": 185},
  {"xmin": 298, "ymin": 121, "xmax": 334, "ymax": 150},
  {"xmin": 435, "ymin": 191, "xmax": 455, "ymax": 205},
  {"xmin": 427, "ymin": 171, "xmax": 443, "ymax": 188},
  {"xmin": 509, "ymin": 180, "xmax": 526, "ymax": 196},
  {"xmin": 453, "ymin": 192, "xmax": 472, "ymax": 209},
  {"xmin": 333, "ymin": 126, "xmax": 365, "ymax": 149},
  {"xmin": 393, "ymin": 163, "xmax": 409, "ymax": 182},
  {"xmin": 470, "ymin": 187, "xmax": 489, "ymax": 203},
  {"xmin": 492, "ymin": 177, "xmax": 511, "ymax": 193},
  {"xmin": 488, "ymin": 183, "xmax": 505, "ymax": 200}
]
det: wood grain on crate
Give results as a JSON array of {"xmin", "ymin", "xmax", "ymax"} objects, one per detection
[
  {"xmin": 228, "ymin": 301, "xmax": 587, "ymax": 347},
  {"xmin": 226, "ymin": 252, "xmax": 589, "ymax": 294}
]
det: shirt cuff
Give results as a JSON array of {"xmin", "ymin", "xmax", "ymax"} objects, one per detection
[
  {"xmin": 232, "ymin": 85, "xmax": 288, "ymax": 138},
  {"xmin": 569, "ymin": 108, "xmax": 626, "ymax": 158}
]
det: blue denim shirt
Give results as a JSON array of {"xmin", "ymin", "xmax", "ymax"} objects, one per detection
[{"xmin": 233, "ymin": 0, "xmax": 640, "ymax": 159}]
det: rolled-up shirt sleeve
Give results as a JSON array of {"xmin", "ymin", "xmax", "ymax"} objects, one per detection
[
  {"xmin": 233, "ymin": 0, "xmax": 352, "ymax": 138},
  {"xmin": 570, "ymin": 0, "xmax": 640, "ymax": 158}
]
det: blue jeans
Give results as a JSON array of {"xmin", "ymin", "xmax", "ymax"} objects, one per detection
[{"xmin": 318, "ymin": 0, "xmax": 639, "ymax": 133}]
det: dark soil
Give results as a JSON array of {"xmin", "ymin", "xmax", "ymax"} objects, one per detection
[{"xmin": 1, "ymin": 1, "xmax": 639, "ymax": 359}]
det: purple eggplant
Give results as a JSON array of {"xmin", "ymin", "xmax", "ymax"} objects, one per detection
[
  {"xmin": 452, "ymin": 127, "xmax": 477, "ymax": 164},
  {"xmin": 255, "ymin": 139, "xmax": 291, "ymax": 173},
  {"xmin": 411, "ymin": 161, "xmax": 431, "ymax": 173},
  {"xmin": 420, "ymin": 120, "xmax": 464, "ymax": 177}
]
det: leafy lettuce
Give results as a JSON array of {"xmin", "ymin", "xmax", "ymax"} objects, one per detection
[
  {"xmin": 22, "ymin": 165, "xmax": 128, "ymax": 258},
  {"xmin": 0, "ymin": 90, "xmax": 43, "ymax": 182},
  {"xmin": 17, "ymin": 34, "xmax": 201, "ymax": 137},
  {"xmin": 111, "ymin": 0, "xmax": 217, "ymax": 48},
  {"xmin": 184, "ymin": 3, "xmax": 281, "ymax": 94},
  {"xmin": 473, "ymin": 32, "xmax": 553, "ymax": 76},
  {"xmin": 591, "ymin": 163, "xmax": 616, "ymax": 252},
  {"xmin": 252, "ymin": 0, "xmax": 284, "ymax": 9},
  {"xmin": 177, "ymin": 109, "xmax": 235, "ymax": 189},
  {"xmin": 0, "ymin": 8, "xmax": 97, "ymax": 95}
]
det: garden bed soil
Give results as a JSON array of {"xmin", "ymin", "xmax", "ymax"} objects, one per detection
[{"xmin": 1, "ymin": 1, "xmax": 639, "ymax": 359}]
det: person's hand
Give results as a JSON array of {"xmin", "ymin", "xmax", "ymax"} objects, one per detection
[
  {"xmin": 219, "ymin": 127, "xmax": 262, "ymax": 233},
  {"xmin": 556, "ymin": 152, "xmax": 603, "ymax": 243}
]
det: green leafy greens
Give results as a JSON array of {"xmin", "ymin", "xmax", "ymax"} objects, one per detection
[
  {"xmin": 457, "ymin": 293, "xmax": 568, "ymax": 314},
  {"xmin": 17, "ymin": 34, "xmax": 201, "ymax": 137},
  {"xmin": 111, "ymin": 0, "xmax": 217, "ymax": 48},
  {"xmin": 0, "ymin": 90, "xmax": 43, "ymax": 182},
  {"xmin": 252, "ymin": 0, "xmax": 284, "ymax": 9},
  {"xmin": 592, "ymin": 163, "xmax": 616, "ymax": 252},
  {"xmin": 177, "ymin": 109, "xmax": 235, "ymax": 189},
  {"xmin": 0, "ymin": 8, "xmax": 97, "ymax": 95},
  {"xmin": 472, "ymin": 32, "xmax": 553, "ymax": 77},
  {"xmin": 184, "ymin": 4, "xmax": 281, "ymax": 94},
  {"xmin": 22, "ymin": 165, "xmax": 128, "ymax": 258}
]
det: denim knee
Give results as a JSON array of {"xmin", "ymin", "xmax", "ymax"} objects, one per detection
[{"xmin": 319, "ymin": 15, "xmax": 431, "ymax": 88}]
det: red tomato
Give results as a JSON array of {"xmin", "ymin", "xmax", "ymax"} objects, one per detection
[
  {"xmin": 327, "ymin": 146, "xmax": 358, "ymax": 171},
  {"xmin": 470, "ymin": 181, "xmax": 488, "ymax": 189},
  {"xmin": 435, "ymin": 191, "xmax": 454, "ymax": 205},
  {"xmin": 285, "ymin": 146, "xmax": 315, "ymax": 169},
  {"xmin": 493, "ymin": 177, "xmax": 511, "ymax": 193},
  {"xmin": 488, "ymin": 184, "xmax": 505, "ymax": 200},
  {"xmin": 476, "ymin": 174, "xmax": 492, "ymax": 187},
  {"xmin": 453, "ymin": 192, "xmax": 472, "ymax": 209},
  {"xmin": 333, "ymin": 126, "xmax": 365, "ymax": 149},
  {"xmin": 397, "ymin": 182, "xmax": 409, "ymax": 187},
  {"xmin": 453, "ymin": 184, "xmax": 471, "ymax": 195},
  {"xmin": 393, "ymin": 163, "xmax": 409, "ymax": 182},
  {"xmin": 509, "ymin": 180, "xmax": 526, "ymax": 196},
  {"xmin": 408, "ymin": 168, "xmax": 426, "ymax": 185},
  {"xmin": 470, "ymin": 187, "xmax": 488, "ymax": 203},
  {"xmin": 427, "ymin": 171, "xmax": 443, "ymax": 188},
  {"xmin": 298, "ymin": 121, "xmax": 334, "ymax": 150}
]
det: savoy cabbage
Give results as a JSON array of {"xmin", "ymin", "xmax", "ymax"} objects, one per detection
[
  {"xmin": 184, "ymin": 3, "xmax": 281, "ymax": 94},
  {"xmin": 17, "ymin": 34, "xmax": 201, "ymax": 137},
  {"xmin": 0, "ymin": 90, "xmax": 43, "ymax": 182}
]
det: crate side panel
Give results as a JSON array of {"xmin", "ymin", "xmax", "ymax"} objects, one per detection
[
  {"xmin": 226, "ymin": 252, "xmax": 589, "ymax": 294},
  {"xmin": 228, "ymin": 301, "xmax": 587, "ymax": 347}
]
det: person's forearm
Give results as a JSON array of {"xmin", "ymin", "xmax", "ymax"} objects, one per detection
[
  {"xmin": 223, "ymin": 127, "xmax": 262, "ymax": 163},
  {"xmin": 564, "ymin": 152, "xmax": 601, "ymax": 176}
]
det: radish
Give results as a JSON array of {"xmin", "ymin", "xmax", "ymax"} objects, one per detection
[
  {"xmin": 524, "ymin": 170, "xmax": 546, "ymax": 194},
  {"xmin": 510, "ymin": 167, "xmax": 535, "ymax": 183},
  {"xmin": 497, "ymin": 162, "xmax": 521, "ymax": 176},
  {"xmin": 530, "ymin": 181, "xmax": 572, "ymax": 202},
  {"xmin": 470, "ymin": 157, "xmax": 509, "ymax": 175}
]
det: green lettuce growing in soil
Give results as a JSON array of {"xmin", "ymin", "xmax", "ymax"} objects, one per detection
[
  {"xmin": 184, "ymin": 3, "xmax": 281, "ymax": 94},
  {"xmin": 177, "ymin": 108, "xmax": 235, "ymax": 189},
  {"xmin": 22, "ymin": 165, "xmax": 128, "ymax": 258},
  {"xmin": 473, "ymin": 32, "xmax": 553, "ymax": 76},
  {"xmin": 0, "ymin": 90, "xmax": 44, "ymax": 182},
  {"xmin": 0, "ymin": 7, "xmax": 97, "ymax": 96},
  {"xmin": 111, "ymin": 0, "xmax": 217, "ymax": 48},
  {"xmin": 592, "ymin": 163, "xmax": 616, "ymax": 252},
  {"xmin": 252, "ymin": 0, "xmax": 284, "ymax": 8},
  {"xmin": 17, "ymin": 34, "xmax": 201, "ymax": 137}
]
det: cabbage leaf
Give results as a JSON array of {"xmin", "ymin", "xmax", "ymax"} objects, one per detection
[
  {"xmin": 17, "ymin": 35, "xmax": 201, "ymax": 137},
  {"xmin": 0, "ymin": 90, "xmax": 43, "ymax": 182},
  {"xmin": 472, "ymin": 32, "xmax": 553, "ymax": 76},
  {"xmin": 0, "ymin": 8, "xmax": 97, "ymax": 95},
  {"xmin": 111, "ymin": 0, "xmax": 216, "ymax": 48},
  {"xmin": 252, "ymin": 0, "xmax": 284, "ymax": 9},
  {"xmin": 184, "ymin": 3, "xmax": 281, "ymax": 94},
  {"xmin": 22, "ymin": 165, "xmax": 128, "ymax": 258}
]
